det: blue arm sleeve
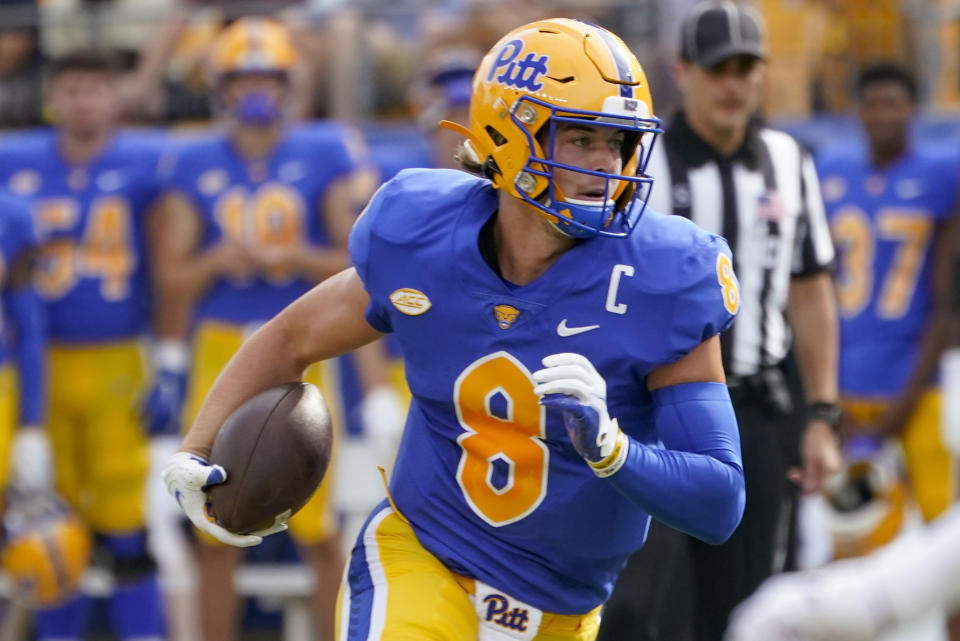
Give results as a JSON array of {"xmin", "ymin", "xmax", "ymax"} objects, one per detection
[
  {"xmin": 6, "ymin": 286, "xmax": 45, "ymax": 426},
  {"xmin": 606, "ymin": 382, "xmax": 745, "ymax": 544}
]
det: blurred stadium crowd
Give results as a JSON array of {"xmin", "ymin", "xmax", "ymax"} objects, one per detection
[
  {"xmin": 0, "ymin": 1, "xmax": 959, "ymax": 641},
  {"xmin": 4, "ymin": 0, "xmax": 960, "ymax": 129}
]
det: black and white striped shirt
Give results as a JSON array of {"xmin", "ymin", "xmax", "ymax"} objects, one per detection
[{"xmin": 646, "ymin": 112, "xmax": 835, "ymax": 376}]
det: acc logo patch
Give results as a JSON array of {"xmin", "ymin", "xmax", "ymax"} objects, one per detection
[
  {"xmin": 494, "ymin": 304, "xmax": 520, "ymax": 329},
  {"xmin": 390, "ymin": 288, "xmax": 431, "ymax": 316}
]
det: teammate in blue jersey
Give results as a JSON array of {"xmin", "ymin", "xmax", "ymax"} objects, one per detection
[
  {"xmin": 165, "ymin": 18, "xmax": 746, "ymax": 640},
  {"xmin": 0, "ymin": 52, "xmax": 168, "ymax": 640},
  {"xmin": 152, "ymin": 17, "xmax": 388, "ymax": 641},
  {"xmin": 817, "ymin": 62, "xmax": 960, "ymax": 527}
]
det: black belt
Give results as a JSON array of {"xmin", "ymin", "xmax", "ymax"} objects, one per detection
[{"xmin": 726, "ymin": 367, "xmax": 793, "ymax": 414}]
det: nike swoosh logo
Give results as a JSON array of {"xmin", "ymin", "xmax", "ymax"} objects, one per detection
[{"xmin": 557, "ymin": 319, "xmax": 600, "ymax": 337}]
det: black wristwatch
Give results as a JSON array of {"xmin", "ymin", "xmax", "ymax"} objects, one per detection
[{"xmin": 807, "ymin": 401, "xmax": 842, "ymax": 434}]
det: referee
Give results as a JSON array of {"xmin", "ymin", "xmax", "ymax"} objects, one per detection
[{"xmin": 598, "ymin": 3, "xmax": 842, "ymax": 641}]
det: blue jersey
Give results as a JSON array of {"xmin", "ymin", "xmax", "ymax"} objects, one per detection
[
  {"xmin": 0, "ymin": 129, "xmax": 165, "ymax": 342},
  {"xmin": 350, "ymin": 169, "xmax": 737, "ymax": 613},
  {"xmin": 0, "ymin": 190, "xmax": 38, "ymax": 365},
  {"xmin": 165, "ymin": 122, "xmax": 362, "ymax": 324},
  {"xmin": 818, "ymin": 146, "xmax": 959, "ymax": 397}
]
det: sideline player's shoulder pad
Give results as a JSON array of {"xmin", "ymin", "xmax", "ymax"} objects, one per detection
[
  {"xmin": 0, "ymin": 190, "xmax": 37, "ymax": 251},
  {"xmin": 156, "ymin": 132, "xmax": 227, "ymax": 197},
  {"xmin": 0, "ymin": 130, "xmax": 50, "ymax": 179},
  {"xmin": 290, "ymin": 121, "xmax": 368, "ymax": 177},
  {"xmin": 815, "ymin": 143, "xmax": 861, "ymax": 175}
]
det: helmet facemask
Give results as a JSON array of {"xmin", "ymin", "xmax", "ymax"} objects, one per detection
[{"xmin": 511, "ymin": 95, "xmax": 661, "ymax": 239}]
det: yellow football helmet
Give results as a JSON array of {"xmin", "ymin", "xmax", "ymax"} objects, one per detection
[
  {"xmin": 823, "ymin": 436, "xmax": 909, "ymax": 559},
  {"xmin": 1, "ymin": 492, "xmax": 92, "ymax": 606},
  {"xmin": 442, "ymin": 18, "xmax": 662, "ymax": 238},
  {"xmin": 207, "ymin": 17, "xmax": 298, "ymax": 82}
]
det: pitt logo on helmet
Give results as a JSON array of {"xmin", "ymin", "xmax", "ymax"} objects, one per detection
[
  {"xmin": 493, "ymin": 304, "xmax": 520, "ymax": 329},
  {"xmin": 487, "ymin": 39, "xmax": 549, "ymax": 92},
  {"xmin": 390, "ymin": 288, "xmax": 431, "ymax": 316}
]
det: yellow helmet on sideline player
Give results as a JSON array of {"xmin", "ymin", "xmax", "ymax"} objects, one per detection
[
  {"xmin": 1, "ymin": 491, "xmax": 92, "ymax": 606},
  {"xmin": 206, "ymin": 17, "xmax": 299, "ymax": 126},
  {"xmin": 207, "ymin": 17, "xmax": 298, "ymax": 82}
]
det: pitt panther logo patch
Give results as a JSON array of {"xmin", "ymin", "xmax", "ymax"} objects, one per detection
[
  {"xmin": 487, "ymin": 39, "xmax": 549, "ymax": 92},
  {"xmin": 483, "ymin": 594, "xmax": 530, "ymax": 632},
  {"xmin": 390, "ymin": 288, "xmax": 431, "ymax": 316},
  {"xmin": 494, "ymin": 304, "xmax": 520, "ymax": 329}
]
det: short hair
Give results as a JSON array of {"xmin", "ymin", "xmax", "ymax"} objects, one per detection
[
  {"xmin": 856, "ymin": 62, "xmax": 917, "ymax": 102},
  {"xmin": 46, "ymin": 51, "xmax": 116, "ymax": 82}
]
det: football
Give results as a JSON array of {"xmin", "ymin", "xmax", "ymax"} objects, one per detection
[{"xmin": 208, "ymin": 382, "xmax": 333, "ymax": 534}]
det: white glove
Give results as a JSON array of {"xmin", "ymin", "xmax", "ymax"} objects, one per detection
[
  {"xmin": 724, "ymin": 563, "xmax": 891, "ymax": 641},
  {"xmin": 161, "ymin": 451, "xmax": 287, "ymax": 547},
  {"xmin": 10, "ymin": 427, "xmax": 53, "ymax": 494},
  {"xmin": 532, "ymin": 353, "xmax": 625, "ymax": 473},
  {"xmin": 360, "ymin": 386, "xmax": 406, "ymax": 467}
]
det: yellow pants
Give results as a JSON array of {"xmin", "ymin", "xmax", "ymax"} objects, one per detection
[
  {"xmin": 47, "ymin": 341, "xmax": 150, "ymax": 532},
  {"xmin": 336, "ymin": 505, "xmax": 601, "ymax": 641},
  {"xmin": 0, "ymin": 366, "xmax": 18, "ymax": 497},
  {"xmin": 842, "ymin": 389, "xmax": 955, "ymax": 521},
  {"xmin": 183, "ymin": 320, "xmax": 338, "ymax": 544}
]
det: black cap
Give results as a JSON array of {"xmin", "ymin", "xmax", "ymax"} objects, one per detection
[{"xmin": 680, "ymin": 1, "xmax": 767, "ymax": 68}]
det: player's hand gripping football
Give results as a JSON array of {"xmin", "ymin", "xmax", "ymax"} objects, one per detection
[
  {"xmin": 533, "ymin": 353, "xmax": 628, "ymax": 477},
  {"xmin": 162, "ymin": 452, "xmax": 287, "ymax": 547}
]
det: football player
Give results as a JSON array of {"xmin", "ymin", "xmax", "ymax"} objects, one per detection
[
  {"xmin": 165, "ymin": 18, "xmax": 748, "ymax": 640},
  {"xmin": 817, "ymin": 62, "xmax": 959, "ymax": 523},
  {"xmin": 153, "ymin": 17, "xmax": 383, "ymax": 641},
  {"xmin": 0, "ymin": 52, "xmax": 169, "ymax": 640}
]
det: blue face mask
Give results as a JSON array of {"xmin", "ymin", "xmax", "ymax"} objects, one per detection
[
  {"xmin": 548, "ymin": 198, "xmax": 616, "ymax": 239},
  {"xmin": 234, "ymin": 91, "xmax": 282, "ymax": 126}
]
